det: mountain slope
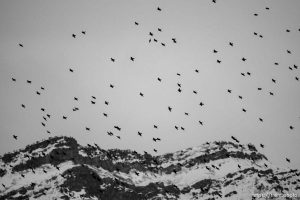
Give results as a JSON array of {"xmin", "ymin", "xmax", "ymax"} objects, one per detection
[{"xmin": 0, "ymin": 136, "xmax": 299, "ymax": 200}]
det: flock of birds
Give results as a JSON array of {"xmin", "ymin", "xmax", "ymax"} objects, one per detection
[{"xmin": 8, "ymin": 1, "xmax": 300, "ymax": 171}]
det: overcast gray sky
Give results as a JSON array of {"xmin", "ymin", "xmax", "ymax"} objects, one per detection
[{"xmin": 0, "ymin": 0, "xmax": 299, "ymax": 170}]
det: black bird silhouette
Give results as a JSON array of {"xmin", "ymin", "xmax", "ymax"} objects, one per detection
[
  {"xmin": 107, "ymin": 131, "xmax": 113, "ymax": 136},
  {"xmin": 63, "ymin": 116, "xmax": 67, "ymax": 120},
  {"xmin": 36, "ymin": 91, "xmax": 41, "ymax": 95},
  {"xmin": 227, "ymin": 89, "xmax": 232, "ymax": 93},
  {"xmin": 139, "ymin": 92, "xmax": 144, "ymax": 97},
  {"xmin": 238, "ymin": 96, "xmax": 243, "ymax": 99},
  {"xmin": 110, "ymin": 84, "xmax": 114, "ymax": 88},
  {"xmin": 274, "ymin": 62, "xmax": 279, "ymax": 65},
  {"xmin": 47, "ymin": 130, "xmax": 51, "ymax": 134},
  {"xmin": 13, "ymin": 135, "xmax": 18, "ymax": 140},
  {"xmin": 69, "ymin": 68, "xmax": 74, "ymax": 72},
  {"xmin": 175, "ymin": 126, "xmax": 178, "ymax": 130},
  {"xmin": 41, "ymin": 87, "xmax": 44, "ymax": 90},
  {"xmin": 178, "ymin": 88, "xmax": 182, "ymax": 93},
  {"xmin": 157, "ymin": 77, "xmax": 161, "ymax": 82},
  {"xmin": 238, "ymin": 164, "xmax": 241, "ymax": 169},
  {"xmin": 114, "ymin": 126, "xmax": 121, "ymax": 131},
  {"xmin": 289, "ymin": 126, "xmax": 294, "ymax": 130},
  {"xmin": 242, "ymin": 57, "xmax": 246, "ymax": 61},
  {"xmin": 21, "ymin": 104, "xmax": 26, "ymax": 108},
  {"xmin": 91, "ymin": 101, "xmax": 96, "ymax": 104},
  {"xmin": 116, "ymin": 136, "xmax": 121, "ymax": 139},
  {"xmin": 161, "ymin": 43, "xmax": 165, "ymax": 46},
  {"xmin": 172, "ymin": 38, "xmax": 177, "ymax": 43},
  {"xmin": 86, "ymin": 127, "xmax": 90, "ymax": 131},
  {"xmin": 193, "ymin": 90, "xmax": 197, "ymax": 94},
  {"xmin": 168, "ymin": 106, "xmax": 172, "ymax": 112},
  {"xmin": 247, "ymin": 72, "xmax": 251, "ymax": 76},
  {"xmin": 269, "ymin": 92, "xmax": 274, "ymax": 96},
  {"xmin": 286, "ymin": 29, "xmax": 290, "ymax": 32},
  {"xmin": 43, "ymin": 116, "xmax": 47, "ymax": 121},
  {"xmin": 18, "ymin": 43, "xmax": 24, "ymax": 47},
  {"xmin": 217, "ymin": 60, "xmax": 221, "ymax": 63},
  {"xmin": 153, "ymin": 149, "xmax": 157, "ymax": 152},
  {"xmin": 130, "ymin": 57, "xmax": 135, "ymax": 61},
  {"xmin": 12, "ymin": 78, "xmax": 16, "ymax": 82},
  {"xmin": 259, "ymin": 35, "xmax": 263, "ymax": 38},
  {"xmin": 154, "ymin": 125, "xmax": 158, "ymax": 129},
  {"xmin": 181, "ymin": 127, "xmax": 185, "ymax": 130},
  {"xmin": 135, "ymin": 171, "xmax": 139, "ymax": 176},
  {"xmin": 212, "ymin": 0, "xmax": 216, "ymax": 3},
  {"xmin": 241, "ymin": 73, "xmax": 245, "ymax": 76},
  {"xmin": 199, "ymin": 121, "xmax": 203, "ymax": 125},
  {"xmin": 265, "ymin": 7, "xmax": 269, "ymax": 10},
  {"xmin": 272, "ymin": 79, "xmax": 276, "ymax": 83},
  {"xmin": 254, "ymin": 32, "xmax": 258, "ymax": 35},
  {"xmin": 289, "ymin": 66, "xmax": 293, "ymax": 70},
  {"xmin": 138, "ymin": 132, "xmax": 142, "ymax": 136},
  {"xmin": 135, "ymin": 22, "xmax": 139, "ymax": 25},
  {"xmin": 259, "ymin": 118, "xmax": 263, "ymax": 122},
  {"xmin": 254, "ymin": 13, "xmax": 258, "ymax": 16},
  {"xmin": 242, "ymin": 108, "xmax": 246, "ymax": 112},
  {"xmin": 257, "ymin": 88, "xmax": 262, "ymax": 90},
  {"xmin": 157, "ymin": 7, "xmax": 161, "ymax": 11},
  {"xmin": 149, "ymin": 32, "xmax": 153, "ymax": 36},
  {"xmin": 260, "ymin": 144, "xmax": 264, "ymax": 148},
  {"xmin": 158, "ymin": 28, "xmax": 162, "ymax": 32},
  {"xmin": 103, "ymin": 113, "xmax": 108, "ymax": 117},
  {"xmin": 47, "ymin": 114, "xmax": 51, "ymax": 118},
  {"xmin": 199, "ymin": 102, "xmax": 204, "ymax": 106},
  {"xmin": 41, "ymin": 122, "xmax": 46, "ymax": 127},
  {"xmin": 105, "ymin": 101, "xmax": 109, "ymax": 105},
  {"xmin": 92, "ymin": 96, "xmax": 96, "ymax": 99},
  {"xmin": 74, "ymin": 97, "xmax": 78, "ymax": 101},
  {"xmin": 213, "ymin": 49, "xmax": 218, "ymax": 53},
  {"xmin": 294, "ymin": 64, "xmax": 298, "ymax": 69},
  {"xmin": 296, "ymin": 77, "xmax": 299, "ymax": 81},
  {"xmin": 185, "ymin": 112, "xmax": 189, "ymax": 116},
  {"xmin": 286, "ymin": 158, "xmax": 290, "ymax": 163},
  {"xmin": 149, "ymin": 38, "xmax": 152, "ymax": 43},
  {"xmin": 229, "ymin": 42, "xmax": 233, "ymax": 46},
  {"xmin": 195, "ymin": 69, "xmax": 199, "ymax": 73},
  {"xmin": 27, "ymin": 80, "xmax": 32, "ymax": 84},
  {"xmin": 110, "ymin": 58, "xmax": 115, "ymax": 62},
  {"xmin": 72, "ymin": 34, "xmax": 76, "ymax": 38},
  {"xmin": 82, "ymin": 31, "xmax": 86, "ymax": 35},
  {"xmin": 154, "ymin": 38, "xmax": 157, "ymax": 42},
  {"xmin": 287, "ymin": 50, "xmax": 291, "ymax": 54},
  {"xmin": 177, "ymin": 83, "xmax": 181, "ymax": 87}
]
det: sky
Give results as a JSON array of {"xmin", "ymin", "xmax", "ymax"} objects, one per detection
[{"xmin": 0, "ymin": 0, "xmax": 299, "ymax": 170}]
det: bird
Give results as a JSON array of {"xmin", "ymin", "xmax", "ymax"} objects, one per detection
[
  {"xmin": 91, "ymin": 101, "xmax": 96, "ymax": 104},
  {"xmin": 242, "ymin": 57, "xmax": 247, "ymax": 61},
  {"xmin": 195, "ymin": 69, "xmax": 199, "ymax": 73},
  {"xmin": 217, "ymin": 60, "xmax": 221, "ymax": 63},
  {"xmin": 103, "ymin": 113, "xmax": 108, "ymax": 117},
  {"xmin": 86, "ymin": 127, "xmax": 90, "ymax": 131},
  {"xmin": 259, "ymin": 118, "xmax": 263, "ymax": 122},
  {"xmin": 296, "ymin": 77, "xmax": 299, "ymax": 81},
  {"xmin": 172, "ymin": 38, "xmax": 177, "ymax": 43},
  {"xmin": 259, "ymin": 35, "xmax": 263, "ymax": 38},
  {"xmin": 72, "ymin": 34, "xmax": 76, "ymax": 38},
  {"xmin": 269, "ymin": 92, "xmax": 274, "ymax": 96},
  {"xmin": 18, "ymin": 43, "xmax": 24, "ymax": 47},
  {"xmin": 229, "ymin": 42, "xmax": 233, "ymax": 46},
  {"xmin": 46, "ymin": 114, "xmax": 51, "ymax": 118},
  {"xmin": 110, "ymin": 58, "xmax": 115, "ymax": 62},
  {"xmin": 286, "ymin": 29, "xmax": 290, "ymax": 33},
  {"xmin": 199, "ymin": 121, "xmax": 203, "ymax": 125},
  {"xmin": 274, "ymin": 62, "xmax": 279, "ymax": 65},
  {"xmin": 81, "ymin": 31, "xmax": 86, "ymax": 35},
  {"xmin": 199, "ymin": 102, "xmax": 204, "ymax": 106},
  {"xmin": 21, "ymin": 104, "xmax": 26, "ymax": 108},
  {"xmin": 213, "ymin": 49, "xmax": 218, "ymax": 53},
  {"xmin": 212, "ymin": 0, "xmax": 216, "ymax": 3},
  {"xmin": 107, "ymin": 131, "xmax": 113, "ymax": 136},
  {"xmin": 41, "ymin": 122, "xmax": 46, "ymax": 127},
  {"xmin": 168, "ymin": 106, "xmax": 172, "ymax": 112},
  {"xmin": 175, "ymin": 126, "xmax": 178, "ymax": 130},
  {"xmin": 289, "ymin": 126, "xmax": 294, "ymax": 130},
  {"xmin": 105, "ymin": 101, "xmax": 109, "ymax": 105},
  {"xmin": 116, "ymin": 136, "xmax": 121, "ymax": 139},
  {"xmin": 238, "ymin": 164, "xmax": 241, "ymax": 169},
  {"xmin": 178, "ymin": 88, "xmax": 182, "ymax": 93},
  {"xmin": 257, "ymin": 88, "xmax": 262, "ymax": 90},
  {"xmin": 181, "ymin": 127, "xmax": 185, "ymax": 131},
  {"xmin": 161, "ymin": 43, "xmax": 165, "ymax": 46},
  {"xmin": 74, "ymin": 97, "xmax": 78, "ymax": 101},
  {"xmin": 254, "ymin": 32, "xmax": 258, "ymax": 35},
  {"xmin": 114, "ymin": 126, "xmax": 121, "ymax": 131},
  {"xmin": 260, "ymin": 144, "xmax": 264, "ymax": 148},
  {"xmin": 43, "ymin": 116, "xmax": 47, "ymax": 121},
  {"xmin": 157, "ymin": 77, "xmax": 161, "ymax": 82},
  {"xmin": 149, "ymin": 32, "xmax": 153, "ymax": 36},
  {"xmin": 153, "ymin": 149, "xmax": 157, "ymax": 152},
  {"xmin": 286, "ymin": 158, "xmax": 291, "ymax": 163},
  {"xmin": 12, "ymin": 78, "xmax": 16, "ymax": 82},
  {"xmin": 287, "ymin": 50, "xmax": 291, "ymax": 54},
  {"xmin": 40, "ymin": 87, "xmax": 44, "ymax": 90},
  {"xmin": 110, "ymin": 84, "xmax": 114, "ymax": 88},
  {"xmin": 27, "ymin": 80, "xmax": 32, "ymax": 84},
  {"xmin": 227, "ymin": 89, "xmax": 232, "ymax": 93},
  {"xmin": 294, "ymin": 64, "xmax": 298, "ymax": 69},
  {"xmin": 154, "ymin": 125, "xmax": 158, "ymax": 129},
  {"xmin": 238, "ymin": 95, "xmax": 243, "ymax": 99},
  {"xmin": 241, "ymin": 73, "xmax": 245, "ymax": 76},
  {"xmin": 135, "ymin": 22, "xmax": 139, "ymax": 25},
  {"xmin": 265, "ymin": 7, "xmax": 269, "ymax": 10},
  {"xmin": 63, "ymin": 116, "xmax": 67, "ymax": 120},
  {"xmin": 139, "ymin": 92, "xmax": 144, "ymax": 97},
  {"xmin": 247, "ymin": 72, "xmax": 251, "ymax": 76},
  {"xmin": 272, "ymin": 79, "xmax": 276, "ymax": 83},
  {"xmin": 193, "ymin": 90, "xmax": 197, "ymax": 94},
  {"xmin": 138, "ymin": 132, "xmax": 142, "ymax": 136},
  {"xmin": 13, "ymin": 135, "xmax": 18, "ymax": 140},
  {"xmin": 157, "ymin": 7, "xmax": 161, "ymax": 11},
  {"xmin": 154, "ymin": 38, "xmax": 157, "ymax": 42},
  {"xmin": 92, "ymin": 96, "xmax": 96, "ymax": 99},
  {"xmin": 177, "ymin": 83, "xmax": 181, "ymax": 87},
  {"xmin": 130, "ymin": 57, "xmax": 135, "ymax": 61},
  {"xmin": 185, "ymin": 112, "xmax": 189, "ymax": 116},
  {"xmin": 36, "ymin": 91, "xmax": 41, "ymax": 95},
  {"xmin": 158, "ymin": 28, "xmax": 162, "ymax": 32},
  {"xmin": 69, "ymin": 68, "xmax": 74, "ymax": 72},
  {"xmin": 242, "ymin": 108, "xmax": 246, "ymax": 112},
  {"xmin": 254, "ymin": 13, "xmax": 258, "ymax": 16}
]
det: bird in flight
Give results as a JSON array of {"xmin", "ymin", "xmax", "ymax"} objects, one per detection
[
  {"xmin": 18, "ymin": 43, "xmax": 24, "ymax": 47},
  {"xmin": 130, "ymin": 57, "xmax": 135, "ymax": 61},
  {"xmin": 110, "ymin": 58, "xmax": 115, "ymax": 62},
  {"xmin": 72, "ymin": 34, "xmax": 76, "ymax": 38},
  {"xmin": 138, "ymin": 132, "xmax": 142, "ymax": 136},
  {"xmin": 69, "ymin": 68, "xmax": 74, "ymax": 72},
  {"xmin": 82, "ymin": 31, "xmax": 86, "ymax": 35},
  {"xmin": 158, "ymin": 28, "xmax": 162, "ymax": 32},
  {"xmin": 135, "ymin": 22, "xmax": 139, "ymax": 25},
  {"xmin": 13, "ymin": 135, "xmax": 18, "ymax": 140},
  {"xmin": 139, "ymin": 92, "xmax": 144, "ymax": 97},
  {"xmin": 157, "ymin": 7, "xmax": 161, "ymax": 11},
  {"xmin": 172, "ymin": 38, "xmax": 177, "ymax": 43},
  {"xmin": 27, "ymin": 80, "xmax": 32, "ymax": 84},
  {"xmin": 168, "ymin": 106, "xmax": 172, "ymax": 112}
]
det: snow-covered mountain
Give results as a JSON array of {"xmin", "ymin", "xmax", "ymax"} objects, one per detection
[{"xmin": 0, "ymin": 136, "xmax": 299, "ymax": 200}]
